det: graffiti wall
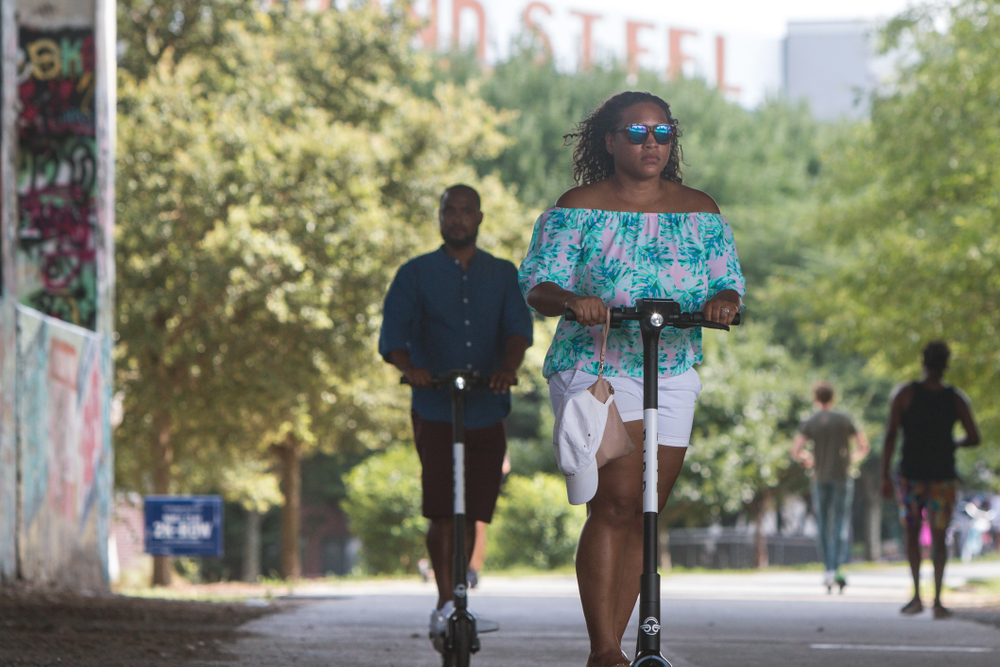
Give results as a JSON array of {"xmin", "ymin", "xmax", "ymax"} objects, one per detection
[
  {"xmin": 16, "ymin": 27, "xmax": 98, "ymax": 330},
  {"xmin": 0, "ymin": 0, "xmax": 113, "ymax": 590},
  {"xmin": 15, "ymin": 306, "xmax": 111, "ymax": 587}
]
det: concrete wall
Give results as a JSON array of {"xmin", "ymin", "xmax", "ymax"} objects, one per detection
[
  {"xmin": 16, "ymin": 305, "xmax": 111, "ymax": 586},
  {"xmin": 1, "ymin": 0, "xmax": 20, "ymax": 585},
  {"xmin": 0, "ymin": 0, "xmax": 113, "ymax": 589}
]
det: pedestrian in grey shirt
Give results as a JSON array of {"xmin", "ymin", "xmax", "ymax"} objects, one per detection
[{"xmin": 792, "ymin": 382, "xmax": 869, "ymax": 592}]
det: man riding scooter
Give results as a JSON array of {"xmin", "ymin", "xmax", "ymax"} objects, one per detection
[{"xmin": 379, "ymin": 185, "xmax": 533, "ymax": 649}]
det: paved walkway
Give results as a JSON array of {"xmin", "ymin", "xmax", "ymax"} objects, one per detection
[
  {"xmin": 273, "ymin": 559, "xmax": 1000, "ymax": 605},
  {"xmin": 222, "ymin": 561, "xmax": 1000, "ymax": 666}
]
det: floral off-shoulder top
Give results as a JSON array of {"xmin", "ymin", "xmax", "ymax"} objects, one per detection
[{"xmin": 518, "ymin": 207, "xmax": 745, "ymax": 379}]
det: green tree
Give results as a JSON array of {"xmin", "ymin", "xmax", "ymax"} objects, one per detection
[
  {"xmin": 118, "ymin": 0, "xmax": 258, "ymax": 81},
  {"xmin": 807, "ymin": 0, "xmax": 1000, "ymax": 482},
  {"xmin": 114, "ymin": 4, "xmax": 526, "ymax": 583},
  {"xmin": 427, "ymin": 51, "xmax": 824, "ymax": 214},
  {"xmin": 342, "ymin": 444, "xmax": 428, "ymax": 574},
  {"xmin": 487, "ymin": 473, "xmax": 586, "ymax": 570},
  {"xmin": 427, "ymin": 50, "xmax": 835, "ymax": 497},
  {"xmin": 667, "ymin": 325, "xmax": 810, "ymax": 566}
]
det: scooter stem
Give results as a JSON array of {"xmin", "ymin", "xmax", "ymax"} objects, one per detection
[
  {"xmin": 451, "ymin": 376, "xmax": 469, "ymax": 615},
  {"xmin": 634, "ymin": 301, "xmax": 667, "ymax": 664},
  {"xmin": 565, "ymin": 298, "xmax": 737, "ymax": 667}
]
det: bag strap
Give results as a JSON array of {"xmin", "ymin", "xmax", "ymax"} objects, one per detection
[{"xmin": 598, "ymin": 308, "xmax": 611, "ymax": 379}]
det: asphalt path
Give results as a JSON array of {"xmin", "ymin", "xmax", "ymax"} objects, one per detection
[{"xmin": 229, "ymin": 562, "xmax": 1000, "ymax": 667}]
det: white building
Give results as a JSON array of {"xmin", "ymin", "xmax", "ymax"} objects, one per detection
[{"xmin": 407, "ymin": 0, "xmax": 887, "ymax": 118}]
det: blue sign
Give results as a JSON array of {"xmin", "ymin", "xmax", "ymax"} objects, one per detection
[{"xmin": 144, "ymin": 495, "xmax": 224, "ymax": 557}]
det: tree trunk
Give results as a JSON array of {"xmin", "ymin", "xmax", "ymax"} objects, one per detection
[
  {"xmin": 152, "ymin": 417, "xmax": 173, "ymax": 587},
  {"xmin": 276, "ymin": 436, "xmax": 302, "ymax": 580},
  {"xmin": 862, "ymin": 464, "xmax": 883, "ymax": 561},
  {"xmin": 866, "ymin": 500, "xmax": 882, "ymax": 561},
  {"xmin": 752, "ymin": 490, "xmax": 770, "ymax": 569},
  {"xmin": 242, "ymin": 508, "xmax": 262, "ymax": 582}
]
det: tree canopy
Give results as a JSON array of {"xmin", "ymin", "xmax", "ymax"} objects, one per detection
[
  {"xmin": 804, "ymin": 0, "xmax": 1000, "ymax": 477},
  {"xmin": 112, "ymin": 0, "xmax": 1000, "ymax": 580}
]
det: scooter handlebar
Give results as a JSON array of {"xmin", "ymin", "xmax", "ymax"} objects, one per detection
[
  {"xmin": 400, "ymin": 374, "xmax": 518, "ymax": 389},
  {"xmin": 564, "ymin": 304, "xmax": 741, "ymax": 329}
]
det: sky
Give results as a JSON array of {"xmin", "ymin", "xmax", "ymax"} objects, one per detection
[{"xmin": 573, "ymin": 0, "xmax": 926, "ymax": 38}]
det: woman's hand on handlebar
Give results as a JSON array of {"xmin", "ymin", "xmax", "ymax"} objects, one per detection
[
  {"xmin": 403, "ymin": 367, "xmax": 433, "ymax": 388},
  {"xmin": 566, "ymin": 296, "xmax": 607, "ymax": 327},
  {"xmin": 703, "ymin": 290, "xmax": 741, "ymax": 327}
]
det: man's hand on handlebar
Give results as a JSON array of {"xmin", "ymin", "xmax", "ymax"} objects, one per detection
[
  {"xmin": 565, "ymin": 295, "xmax": 607, "ymax": 327},
  {"xmin": 489, "ymin": 369, "xmax": 518, "ymax": 394},
  {"xmin": 402, "ymin": 367, "xmax": 433, "ymax": 388}
]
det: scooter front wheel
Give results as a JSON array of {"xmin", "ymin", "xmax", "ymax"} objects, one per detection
[
  {"xmin": 632, "ymin": 655, "xmax": 672, "ymax": 667},
  {"xmin": 443, "ymin": 616, "xmax": 476, "ymax": 667}
]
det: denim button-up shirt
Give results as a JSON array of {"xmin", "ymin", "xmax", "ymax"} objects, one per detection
[{"xmin": 379, "ymin": 247, "xmax": 534, "ymax": 428}]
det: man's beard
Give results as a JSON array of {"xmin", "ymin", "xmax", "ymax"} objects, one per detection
[{"xmin": 443, "ymin": 229, "xmax": 477, "ymax": 249}]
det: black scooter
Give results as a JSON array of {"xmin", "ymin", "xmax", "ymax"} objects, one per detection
[
  {"xmin": 401, "ymin": 371, "xmax": 508, "ymax": 667},
  {"xmin": 566, "ymin": 298, "xmax": 739, "ymax": 667}
]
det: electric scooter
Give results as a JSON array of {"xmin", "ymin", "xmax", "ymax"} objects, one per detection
[
  {"xmin": 567, "ymin": 298, "xmax": 740, "ymax": 667},
  {"xmin": 401, "ymin": 371, "xmax": 509, "ymax": 667}
]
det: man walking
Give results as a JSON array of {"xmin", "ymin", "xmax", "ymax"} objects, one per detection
[
  {"xmin": 792, "ymin": 382, "xmax": 869, "ymax": 592},
  {"xmin": 379, "ymin": 184, "xmax": 533, "ymax": 640},
  {"xmin": 882, "ymin": 341, "xmax": 980, "ymax": 618}
]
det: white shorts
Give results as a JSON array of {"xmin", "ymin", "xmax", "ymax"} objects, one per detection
[{"xmin": 547, "ymin": 369, "xmax": 702, "ymax": 448}]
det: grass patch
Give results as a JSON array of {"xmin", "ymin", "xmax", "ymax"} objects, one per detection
[
  {"xmin": 951, "ymin": 578, "xmax": 1000, "ymax": 596},
  {"xmin": 480, "ymin": 563, "xmax": 577, "ymax": 577},
  {"xmin": 117, "ymin": 587, "xmax": 271, "ymax": 603}
]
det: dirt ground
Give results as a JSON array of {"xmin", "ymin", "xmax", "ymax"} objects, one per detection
[{"xmin": 0, "ymin": 587, "xmax": 286, "ymax": 667}]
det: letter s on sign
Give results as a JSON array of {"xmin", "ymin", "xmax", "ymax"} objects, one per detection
[{"xmin": 522, "ymin": 2, "xmax": 553, "ymax": 60}]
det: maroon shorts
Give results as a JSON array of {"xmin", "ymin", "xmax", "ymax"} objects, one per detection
[{"xmin": 412, "ymin": 411, "xmax": 507, "ymax": 523}]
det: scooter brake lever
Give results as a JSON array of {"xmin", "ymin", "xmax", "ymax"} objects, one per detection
[{"xmin": 699, "ymin": 321, "xmax": 731, "ymax": 331}]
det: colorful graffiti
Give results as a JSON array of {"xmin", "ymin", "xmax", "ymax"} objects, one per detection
[
  {"xmin": 16, "ymin": 307, "xmax": 111, "ymax": 587},
  {"xmin": 17, "ymin": 28, "xmax": 98, "ymax": 330}
]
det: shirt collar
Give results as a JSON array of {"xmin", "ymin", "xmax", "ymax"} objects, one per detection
[{"xmin": 436, "ymin": 245, "xmax": 480, "ymax": 270}]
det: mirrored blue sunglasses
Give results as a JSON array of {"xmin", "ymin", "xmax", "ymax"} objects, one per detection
[{"xmin": 613, "ymin": 123, "xmax": 674, "ymax": 145}]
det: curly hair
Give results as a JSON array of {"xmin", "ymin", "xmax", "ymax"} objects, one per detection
[{"xmin": 564, "ymin": 91, "xmax": 683, "ymax": 186}]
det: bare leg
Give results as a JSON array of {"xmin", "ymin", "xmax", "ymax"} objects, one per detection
[
  {"xmin": 906, "ymin": 523, "xmax": 922, "ymax": 598},
  {"xmin": 612, "ymin": 421, "xmax": 686, "ymax": 642},
  {"xmin": 901, "ymin": 522, "xmax": 923, "ymax": 612},
  {"xmin": 577, "ymin": 432, "xmax": 643, "ymax": 666},
  {"xmin": 576, "ymin": 420, "xmax": 687, "ymax": 667},
  {"xmin": 931, "ymin": 527, "xmax": 948, "ymax": 608},
  {"xmin": 427, "ymin": 517, "xmax": 477, "ymax": 610},
  {"xmin": 469, "ymin": 521, "xmax": 488, "ymax": 573}
]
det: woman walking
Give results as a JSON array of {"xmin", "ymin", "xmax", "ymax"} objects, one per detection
[{"xmin": 518, "ymin": 92, "xmax": 745, "ymax": 667}]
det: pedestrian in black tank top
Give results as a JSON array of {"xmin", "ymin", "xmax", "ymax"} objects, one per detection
[{"xmin": 881, "ymin": 341, "xmax": 980, "ymax": 619}]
